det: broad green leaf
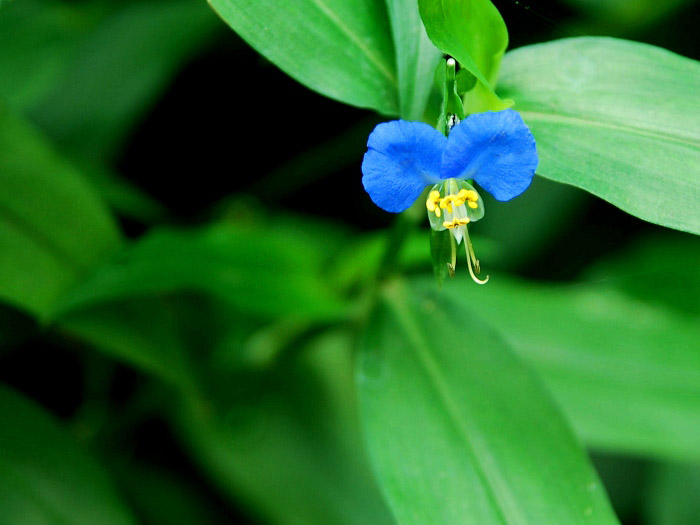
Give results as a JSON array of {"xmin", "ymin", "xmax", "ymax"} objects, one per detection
[
  {"xmin": 440, "ymin": 277, "xmax": 700, "ymax": 462},
  {"xmin": 385, "ymin": 0, "xmax": 441, "ymax": 119},
  {"xmin": 0, "ymin": 107, "xmax": 121, "ymax": 316},
  {"xmin": 0, "ymin": 384, "xmax": 135, "ymax": 525},
  {"xmin": 209, "ymin": 0, "xmax": 398, "ymax": 115},
  {"xmin": 49, "ymin": 224, "xmax": 345, "ymax": 321},
  {"xmin": 498, "ymin": 37, "xmax": 700, "ymax": 235},
  {"xmin": 418, "ymin": 0, "xmax": 510, "ymax": 111},
  {"xmin": 359, "ymin": 279, "xmax": 617, "ymax": 524},
  {"xmin": 30, "ymin": 0, "xmax": 220, "ymax": 163},
  {"xmin": 176, "ymin": 331, "xmax": 394, "ymax": 525}
]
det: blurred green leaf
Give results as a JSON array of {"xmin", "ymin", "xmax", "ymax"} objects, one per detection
[
  {"xmin": 57, "ymin": 298, "xmax": 196, "ymax": 390},
  {"xmin": 440, "ymin": 276, "xmax": 700, "ymax": 461},
  {"xmin": 30, "ymin": 0, "xmax": 220, "ymax": 163},
  {"xmin": 645, "ymin": 464, "xmax": 700, "ymax": 525},
  {"xmin": 0, "ymin": 0, "xmax": 101, "ymax": 110},
  {"xmin": 385, "ymin": 0, "xmax": 441, "ymax": 119},
  {"xmin": 50, "ymin": 224, "xmax": 345, "ymax": 321},
  {"xmin": 429, "ymin": 228, "xmax": 452, "ymax": 285},
  {"xmin": 561, "ymin": 0, "xmax": 694, "ymax": 31},
  {"xmin": 499, "ymin": 37, "xmax": 700, "ymax": 235},
  {"xmin": 208, "ymin": 0, "xmax": 398, "ymax": 115},
  {"xmin": 177, "ymin": 330, "xmax": 394, "ymax": 525},
  {"xmin": 585, "ymin": 231, "xmax": 700, "ymax": 317},
  {"xmin": 0, "ymin": 107, "xmax": 121, "ymax": 316},
  {"xmin": 0, "ymin": 384, "xmax": 135, "ymax": 525},
  {"xmin": 358, "ymin": 279, "xmax": 617, "ymax": 524},
  {"xmin": 87, "ymin": 165, "xmax": 168, "ymax": 224},
  {"xmin": 591, "ymin": 454, "xmax": 650, "ymax": 523},
  {"xmin": 418, "ymin": 0, "xmax": 510, "ymax": 111},
  {"xmin": 110, "ymin": 461, "xmax": 232, "ymax": 525}
]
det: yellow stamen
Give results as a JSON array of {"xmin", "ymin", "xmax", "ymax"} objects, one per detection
[
  {"xmin": 442, "ymin": 218, "xmax": 470, "ymax": 229},
  {"xmin": 465, "ymin": 190, "xmax": 479, "ymax": 201},
  {"xmin": 426, "ymin": 190, "xmax": 441, "ymax": 212},
  {"xmin": 467, "ymin": 201, "xmax": 478, "ymax": 209}
]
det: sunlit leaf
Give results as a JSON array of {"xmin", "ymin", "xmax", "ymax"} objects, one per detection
[
  {"xmin": 385, "ymin": 0, "xmax": 441, "ymax": 119},
  {"xmin": 209, "ymin": 0, "xmax": 398, "ymax": 115},
  {"xmin": 359, "ymin": 279, "xmax": 618, "ymax": 524},
  {"xmin": 440, "ymin": 276, "xmax": 700, "ymax": 461},
  {"xmin": 499, "ymin": 37, "xmax": 700, "ymax": 235},
  {"xmin": 418, "ymin": 0, "xmax": 510, "ymax": 111}
]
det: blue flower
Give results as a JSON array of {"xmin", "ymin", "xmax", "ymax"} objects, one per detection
[
  {"xmin": 361, "ymin": 109, "xmax": 538, "ymax": 283},
  {"xmin": 361, "ymin": 108, "xmax": 538, "ymax": 211}
]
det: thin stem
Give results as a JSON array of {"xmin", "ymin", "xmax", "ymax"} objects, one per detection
[{"xmin": 464, "ymin": 227, "xmax": 489, "ymax": 285}]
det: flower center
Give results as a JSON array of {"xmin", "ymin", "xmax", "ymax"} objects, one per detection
[{"xmin": 425, "ymin": 179, "xmax": 484, "ymax": 235}]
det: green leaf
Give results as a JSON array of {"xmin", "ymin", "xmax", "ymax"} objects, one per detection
[
  {"xmin": 87, "ymin": 164, "xmax": 169, "ymax": 224},
  {"xmin": 561, "ymin": 0, "xmax": 693, "ymax": 31},
  {"xmin": 177, "ymin": 330, "xmax": 394, "ymax": 525},
  {"xmin": 644, "ymin": 464, "xmax": 700, "ymax": 525},
  {"xmin": 49, "ymin": 224, "xmax": 345, "ymax": 321},
  {"xmin": 0, "ymin": 384, "xmax": 135, "ymax": 525},
  {"xmin": 209, "ymin": 0, "xmax": 398, "ymax": 115},
  {"xmin": 498, "ymin": 37, "xmax": 700, "ymax": 235},
  {"xmin": 418, "ymin": 0, "xmax": 510, "ymax": 111},
  {"xmin": 57, "ymin": 298, "xmax": 196, "ymax": 390},
  {"xmin": 0, "ymin": 0, "xmax": 99, "ymax": 110},
  {"xmin": 385, "ymin": 0, "xmax": 441, "ymax": 119},
  {"xmin": 584, "ymin": 231, "xmax": 700, "ymax": 317},
  {"xmin": 110, "ymin": 461, "xmax": 231, "ymax": 525},
  {"xmin": 430, "ymin": 228, "xmax": 452, "ymax": 285},
  {"xmin": 30, "ymin": 0, "xmax": 220, "ymax": 163},
  {"xmin": 0, "ymin": 107, "xmax": 121, "ymax": 316},
  {"xmin": 440, "ymin": 276, "xmax": 700, "ymax": 462},
  {"xmin": 358, "ymin": 279, "xmax": 618, "ymax": 524}
]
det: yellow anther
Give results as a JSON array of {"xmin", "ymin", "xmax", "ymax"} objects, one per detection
[
  {"xmin": 467, "ymin": 201, "xmax": 478, "ymax": 209},
  {"xmin": 442, "ymin": 218, "xmax": 470, "ymax": 229},
  {"xmin": 440, "ymin": 195, "xmax": 457, "ymax": 213},
  {"xmin": 465, "ymin": 190, "xmax": 479, "ymax": 201},
  {"xmin": 426, "ymin": 190, "xmax": 441, "ymax": 213},
  {"xmin": 457, "ymin": 189, "xmax": 469, "ymax": 200}
]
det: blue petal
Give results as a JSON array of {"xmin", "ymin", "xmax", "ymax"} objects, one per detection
[
  {"xmin": 362, "ymin": 120, "xmax": 446, "ymax": 213},
  {"xmin": 440, "ymin": 109, "xmax": 538, "ymax": 201}
]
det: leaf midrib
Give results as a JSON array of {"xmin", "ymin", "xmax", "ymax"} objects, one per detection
[
  {"xmin": 519, "ymin": 110, "xmax": 700, "ymax": 149},
  {"xmin": 385, "ymin": 288, "xmax": 509, "ymax": 524},
  {"xmin": 310, "ymin": 0, "xmax": 397, "ymax": 86}
]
